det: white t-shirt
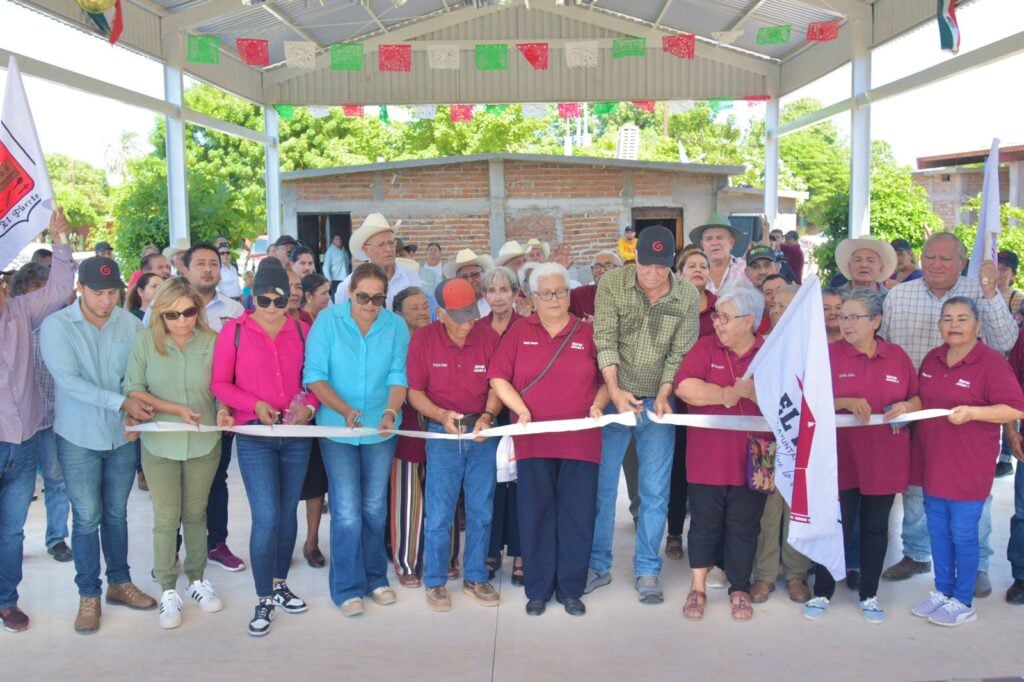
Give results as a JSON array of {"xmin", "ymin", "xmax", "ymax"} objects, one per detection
[{"xmin": 334, "ymin": 263, "xmax": 423, "ymax": 310}]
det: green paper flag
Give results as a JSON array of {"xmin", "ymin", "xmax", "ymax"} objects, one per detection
[
  {"xmin": 331, "ymin": 43, "xmax": 364, "ymax": 71},
  {"xmin": 612, "ymin": 37, "xmax": 646, "ymax": 59},
  {"xmin": 475, "ymin": 44, "xmax": 508, "ymax": 71},
  {"xmin": 379, "ymin": 105, "xmax": 390, "ymax": 124},
  {"xmin": 274, "ymin": 104, "xmax": 295, "ymax": 120},
  {"xmin": 756, "ymin": 25, "xmax": 792, "ymax": 45},
  {"xmin": 187, "ymin": 35, "xmax": 221, "ymax": 65},
  {"xmin": 592, "ymin": 102, "xmax": 619, "ymax": 115},
  {"xmin": 708, "ymin": 99, "xmax": 733, "ymax": 114},
  {"xmin": 485, "ymin": 104, "xmax": 509, "ymax": 116}
]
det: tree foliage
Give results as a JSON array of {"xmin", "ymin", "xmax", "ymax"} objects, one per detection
[{"xmin": 46, "ymin": 154, "xmax": 112, "ymax": 249}]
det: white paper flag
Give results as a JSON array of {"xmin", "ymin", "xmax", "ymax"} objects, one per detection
[
  {"xmin": 711, "ymin": 30, "xmax": 744, "ymax": 45},
  {"xmin": 284, "ymin": 41, "xmax": 317, "ymax": 69},
  {"xmin": 307, "ymin": 106, "xmax": 331, "ymax": 119},
  {"xmin": 565, "ymin": 41, "xmax": 599, "ymax": 68},
  {"xmin": 520, "ymin": 103, "xmax": 547, "ymax": 119},
  {"xmin": 427, "ymin": 44, "xmax": 460, "ymax": 70},
  {"xmin": 414, "ymin": 104, "xmax": 438, "ymax": 120}
]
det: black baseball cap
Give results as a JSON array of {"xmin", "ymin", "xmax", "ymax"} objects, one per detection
[
  {"xmin": 635, "ymin": 225, "xmax": 675, "ymax": 268},
  {"xmin": 890, "ymin": 238, "xmax": 913, "ymax": 253},
  {"xmin": 94, "ymin": 241, "xmax": 113, "ymax": 254},
  {"xmin": 746, "ymin": 245, "xmax": 774, "ymax": 264},
  {"xmin": 999, "ymin": 250, "xmax": 1019, "ymax": 273},
  {"xmin": 272, "ymin": 235, "xmax": 300, "ymax": 248},
  {"xmin": 79, "ymin": 257, "xmax": 124, "ymax": 290}
]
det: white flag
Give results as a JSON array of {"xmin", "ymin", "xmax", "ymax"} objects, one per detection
[
  {"xmin": 1, "ymin": 56, "xmax": 54, "ymax": 270},
  {"xmin": 967, "ymin": 138, "xmax": 1001, "ymax": 278},
  {"xmin": 746, "ymin": 275, "xmax": 846, "ymax": 579}
]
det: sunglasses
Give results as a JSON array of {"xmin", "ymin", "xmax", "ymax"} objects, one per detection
[
  {"xmin": 162, "ymin": 306, "xmax": 199, "ymax": 321},
  {"xmin": 354, "ymin": 292, "xmax": 387, "ymax": 307},
  {"xmin": 256, "ymin": 295, "xmax": 288, "ymax": 309}
]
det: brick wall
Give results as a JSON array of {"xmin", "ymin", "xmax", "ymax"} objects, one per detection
[
  {"xmin": 381, "ymin": 162, "xmax": 490, "ymax": 201},
  {"xmin": 504, "ymin": 161, "xmax": 624, "ymax": 199},
  {"xmin": 296, "ymin": 172, "xmax": 374, "ymax": 201}
]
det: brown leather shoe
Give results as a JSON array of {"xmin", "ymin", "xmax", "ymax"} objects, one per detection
[
  {"xmin": 105, "ymin": 582, "xmax": 157, "ymax": 610},
  {"xmin": 0, "ymin": 606, "xmax": 29, "ymax": 633},
  {"xmin": 425, "ymin": 586, "xmax": 451, "ymax": 612},
  {"xmin": 74, "ymin": 597, "xmax": 101, "ymax": 634},
  {"xmin": 882, "ymin": 556, "xmax": 932, "ymax": 581},
  {"xmin": 398, "ymin": 573, "xmax": 421, "ymax": 588},
  {"xmin": 750, "ymin": 580, "xmax": 775, "ymax": 604},
  {"xmin": 463, "ymin": 580, "xmax": 500, "ymax": 607},
  {"xmin": 786, "ymin": 577, "xmax": 811, "ymax": 603}
]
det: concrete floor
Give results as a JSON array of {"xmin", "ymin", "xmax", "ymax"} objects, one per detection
[{"xmin": 7, "ymin": 459, "xmax": 1024, "ymax": 681}]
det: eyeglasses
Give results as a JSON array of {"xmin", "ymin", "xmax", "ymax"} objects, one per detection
[
  {"xmin": 218, "ymin": 251, "xmax": 229, "ymax": 256},
  {"xmin": 458, "ymin": 269, "xmax": 484, "ymax": 281},
  {"xmin": 534, "ymin": 288, "xmax": 569, "ymax": 301},
  {"xmin": 365, "ymin": 239, "xmax": 396, "ymax": 251},
  {"xmin": 591, "ymin": 263, "xmax": 619, "ymax": 272},
  {"xmin": 256, "ymin": 295, "xmax": 288, "ymax": 309},
  {"xmin": 711, "ymin": 312, "xmax": 752, "ymax": 324},
  {"xmin": 161, "ymin": 306, "xmax": 199, "ymax": 321},
  {"xmin": 838, "ymin": 314, "xmax": 873, "ymax": 323},
  {"xmin": 354, "ymin": 291, "xmax": 387, "ymax": 307}
]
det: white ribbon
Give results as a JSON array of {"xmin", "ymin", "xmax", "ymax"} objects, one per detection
[{"xmin": 645, "ymin": 408, "xmax": 953, "ymax": 431}]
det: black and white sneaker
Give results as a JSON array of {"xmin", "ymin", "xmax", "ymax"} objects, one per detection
[
  {"xmin": 272, "ymin": 581, "xmax": 308, "ymax": 614},
  {"xmin": 248, "ymin": 599, "xmax": 275, "ymax": 637}
]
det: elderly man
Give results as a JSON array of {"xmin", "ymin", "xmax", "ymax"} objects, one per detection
[
  {"xmin": 334, "ymin": 214, "xmax": 422, "ymax": 309},
  {"xmin": 0, "ymin": 210, "xmax": 75, "ymax": 633},
  {"xmin": 880, "ymin": 232, "xmax": 1017, "ymax": 597},
  {"xmin": 835, "ymin": 237, "xmax": 897, "ymax": 296},
  {"xmin": 140, "ymin": 252, "xmax": 172, "ymax": 281},
  {"xmin": 162, "ymin": 238, "xmax": 190, "ymax": 276},
  {"xmin": 690, "ymin": 213, "xmax": 748, "ymax": 294},
  {"xmin": 525, "ymin": 239, "xmax": 549, "ymax": 263},
  {"xmin": 587, "ymin": 225, "xmax": 699, "ymax": 604},
  {"xmin": 322, "ymin": 233, "xmax": 350, "ymax": 297},
  {"xmin": 569, "ymin": 250, "xmax": 621, "ymax": 319},
  {"xmin": 494, "ymin": 240, "xmax": 527, "ymax": 273},
  {"xmin": 445, "ymin": 249, "xmax": 494, "ymax": 317},
  {"xmin": 268, "ymin": 235, "xmax": 300, "ymax": 268}
]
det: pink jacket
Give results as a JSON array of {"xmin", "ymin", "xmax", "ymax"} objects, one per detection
[{"xmin": 211, "ymin": 312, "xmax": 319, "ymax": 425}]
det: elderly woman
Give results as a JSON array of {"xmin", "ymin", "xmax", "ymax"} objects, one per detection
[
  {"xmin": 123, "ymin": 278, "xmax": 233, "ymax": 629},
  {"xmin": 488, "ymin": 263, "xmax": 608, "ymax": 617},
  {"xmin": 835, "ymin": 238, "xmax": 897, "ymax": 296},
  {"xmin": 211, "ymin": 258, "xmax": 318, "ymax": 637},
  {"xmin": 285, "ymin": 270, "xmax": 303, "ymax": 321},
  {"xmin": 801, "ymin": 290, "xmax": 919, "ymax": 623},
  {"xmin": 305, "ymin": 263, "xmax": 409, "ymax": 617},
  {"xmin": 768, "ymin": 283, "xmax": 799, "ymax": 329},
  {"xmin": 822, "ymin": 287, "xmax": 843, "ymax": 343},
  {"xmin": 675, "ymin": 285, "xmax": 769, "ymax": 621},
  {"xmin": 910, "ymin": 297, "xmax": 1024, "ymax": 627},
  {"xmin": 388, "ymin": 287, "xmax": 460, "ymax": 587}
]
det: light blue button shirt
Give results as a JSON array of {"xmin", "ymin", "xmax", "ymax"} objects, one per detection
[
  {"xmin": 39, "ymin": 302, "xmax": 143, "ymax": 451},
  {"xmin": 303, "ymin": 301, "xmax": 409, "ymax": 445}
]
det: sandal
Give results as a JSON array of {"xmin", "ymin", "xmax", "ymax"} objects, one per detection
[
  {"xmin": 682, "ymin": 590, "xmax": 706, "ymax": 620},
  {"xmin": 398, "ymin": 573, "xmax": 421, "ymax": 588},
  {"xmin": 485, "ymin": 555, "xmax": 500, "ymax": 580},
  {"xmin": 511, "ymin": 558, "xmax": 524, "ymax": 586},
  {"xmin": 665, "ymin": 535, "xmax": 684, "ymax": 560},
  {"xmin": 730, "ymin": 591, "xmax": 753, "ymax": 621}
]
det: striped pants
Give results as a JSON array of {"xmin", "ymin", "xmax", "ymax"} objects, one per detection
[{"xmin": 389, "ymin": 459, "xmax": 460, "ymax": 577}]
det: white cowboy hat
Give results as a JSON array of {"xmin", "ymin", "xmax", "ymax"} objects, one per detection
[
  {"xmin": 444, "ymin": 249, "xmax": 495, "ymax": 279},
  {"xmin": 162, "ymin": 237, "xmax": 191, "ymax": 261},
  {"xmin": 494, "ymin": 240, "xmax": 527, "ymax": 267},
  {"xmin": 836, "ymin": 237, "xmax": 898, "ymax": 284},
  {"xmin": 525, "ymin": 238, "xmax": 551, "ymax": 260},
  {"xmin": 396, "ymin": 257, "xmax": 420, "ymax": 273},
  {"xmin": 349, "ymin": 213, "xmax": 401, "ymax": 261}
]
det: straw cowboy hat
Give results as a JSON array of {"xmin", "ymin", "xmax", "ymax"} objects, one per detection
[
  {"xmin": 836, "ymin": 237, "xmax": 897, "ymax": 284},
  {"xmin": 687, "ymin": 212, "xmax": 745, "ymax": 245},
  {"xmin": 525, "ymin": 238, "xmax": 551, "ymax": 260},
  {"xmin": 444, "ymin": 248, "xmax": 496, "ymax": 279},
  {"xmin": 396, "ymin": 257, "xmax": 420, "ymax": 273},
  {"xmin": 162, "ymin": 237, "xmax": 191, "ymax": 261},
  {"xmin": 494, "ymin": 240, "xmax": 527, "ymax": 267},
  {"xmin": 349, "ymin": 213, "xmax": 401, "ymax": 260}
]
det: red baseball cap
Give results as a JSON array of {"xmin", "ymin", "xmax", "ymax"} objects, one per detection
[{"xmin": 434, "ymin": 278, "xmax": 480, "ymax": 324}]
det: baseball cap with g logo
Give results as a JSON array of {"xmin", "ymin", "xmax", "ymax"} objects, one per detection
[
  {"xmin": 636, "ymin": 225, "xmax": 675, "ymax": 268},
  {"xmin": 79, "ymin": 256, "xmax": 125, "ymax": 291}
]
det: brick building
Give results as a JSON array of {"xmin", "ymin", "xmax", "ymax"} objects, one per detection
[
  {"xmin": 281, "ymin": 154, "xmax": 752, "ymax": 271},
  {"xmin": 914, "ymin": 144, "xmax": 1024, "ymax": 228}
]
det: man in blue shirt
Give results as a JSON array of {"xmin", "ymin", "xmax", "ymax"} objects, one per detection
[
  {"xmin": 39, "ymin": 256, "xmax": 158, "ymax": 634},
  {"xmin": 322, "ymin": 233, "xmax": 350, "ymax": 298}
]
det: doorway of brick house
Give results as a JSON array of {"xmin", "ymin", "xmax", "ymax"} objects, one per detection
[
  {"xmin": 297, "ymin": 212, "xmax": 352, "ymax": 275},
  {"xmin": 631, "ymin": 208, "xmax": 684, "ymax": 254}
]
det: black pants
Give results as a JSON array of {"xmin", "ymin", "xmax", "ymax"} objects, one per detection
[
  {"xmin": 489, "ymin": 482, "xmax": 521, "ymax": 558},
  {"xmin": 517, "ymin": 458, "xmax": 598, "ymax": 601},
  {"xmin": 206, "ymin": 431, "xmax": 234, "ymax": 550},
  {"xmin": 688, "ymin": 483, "xmax": 767, "ymax": 595},
  {"xmin": 667, "ymin": 426, "xmax": 688, "ymax": 536},
  {"xmin": 814, "ymin": 489, "xmax": 895, "ymax": 600}
]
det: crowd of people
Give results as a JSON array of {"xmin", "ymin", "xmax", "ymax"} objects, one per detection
[{"xmin": 2, "ymin": 208, "xmax": 1024, "ymax": 641}]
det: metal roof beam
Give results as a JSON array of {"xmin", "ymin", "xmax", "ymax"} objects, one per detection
[
  {"xmin": 727, "ymin": 0, "xmax": 766, "ymax": 31},
  {"xmin": 791, "ymin": 0, "xmax": 871, "ymax": 22},
  {"xmin": 161, "ymin": 0, "xmax": 260, "ymax": 35},
  {"xmin": 263, "ymin": 5, "xmax": 321, "ymax": 46}
]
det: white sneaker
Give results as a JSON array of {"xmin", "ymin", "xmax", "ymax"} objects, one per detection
[
  {"xmin": 706, "ymin": 567, "xmax": 728, "ymax": 589},
  {"xmin": 159, "ymin": 590, "xmax": 183, "ymax": 629},
  {"xmin": 187, "ymin": 579, "xmax": 224, "ymax": 613},
  {"xmin": 928, "ymin": 598, "xmax": 977, "ymax": 627},
  {"xmin": 911, "ymin": 591, "xmax": 950, "ymax": 618}
]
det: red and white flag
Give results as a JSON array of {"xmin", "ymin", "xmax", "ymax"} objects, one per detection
[
  {"xmin": 746, "ymin": 275, "xmax": 846, "ymax": 579},
  {"xmin": 1, "ymin": 56, "xmax": 54, "ymax": 270}
]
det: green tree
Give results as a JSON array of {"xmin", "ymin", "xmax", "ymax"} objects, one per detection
[
  {"xmin": 46, "ymin": 154, "xmax": 112, "ymax": 249},
  {"xmin": 954, "ymin": 197, "xmax": 1024, "ymax": 287},
  {"xmin": 400, "ymin": 105, "xmax": 550, "ymax": 157}
]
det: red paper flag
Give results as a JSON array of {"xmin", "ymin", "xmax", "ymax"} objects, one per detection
[
  {"xmin": 516, "ymin": 43, "xmax": 549, "ymax": 71},
  {"xmin": 662, "ymin": 34, "xmax": 696, "ymax": 60},
  {"xmin": 745, "ymin": 95, "xmax": 772, "ymax": 108},
  {"xmin": 557, "ymin": 103, "xmax": 580, "ymax": 119},
  {"xmin": 450, "ymin": 105, "xmax": 474, "ymax": 123},
  {"xmin": 342, "ymin": 105, "xmax": 364, "ymax": 117},
  {"xmin": 236, "ymin": 38, "xmax": 270, "ymax": 67},
  {"xmin": 806, "ymin": 19, "xmax": 841, "ymax": 42},
  {"xmin": 632, "ymin": 100, "xmax": 656, "ymax": 113},
  {"xmin": 379, "ymin": 44, "xmax": 412, "ymax": 72}
]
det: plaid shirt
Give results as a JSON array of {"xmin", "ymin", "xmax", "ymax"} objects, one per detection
[
  {"xmin": 879, "ymin": 276, "xmax": 1018, "ymax": 369},
  {"xmin": 32, "ymin": 330, "xmax": 56, "ymax": 430},
  {"xmin": 707, "ymin": 256, "xmax": 749, "ymax": 294},
  {"xmin": 594, "ymin": 265, "xmax": 700, "ymax": 397}
]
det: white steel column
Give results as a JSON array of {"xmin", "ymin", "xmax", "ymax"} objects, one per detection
[
  {"xmin": 163, "ymin": 34, "xmax": 189, "ymax": 244},
  {"xmin": 764, "ymin": 96, "xmax": 780, "ymax": 228},
  {"xmin": 848, "ymin": 19, "xmax": 872, "ymax": 238},
  {"xmin": 264, "ymin": 105, "xmax": 282, "ymax": 241}
]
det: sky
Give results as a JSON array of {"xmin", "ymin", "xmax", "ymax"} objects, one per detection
[{"xmin": 1, "ymin": 0, "xmax": 1022, "ymax": 181}]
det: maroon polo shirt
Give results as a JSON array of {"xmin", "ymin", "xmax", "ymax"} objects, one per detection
[
  {"xmin": 913, "ymin": 342, "xmax": 1024, "ymax": 501},
  {"xmin": 487, "ymin": 314, "xmax": 602, "ymax": 463},
  {"xmin": 569, "ymin": 284, "xmax": 597, "ymax": 319},
  {"xmin": 830, "ymin": 338, "xmax": 917, "ymax": 495},
  {"xmin": 407, "ymin": 320, "xmax": 501, "ymax": 416},
  {"xmin": 394, "ymin": 401, "xmax": 425, "ymax": 464},
  {"xmin": 675, "ymin": 334, "xmax": 770, "ymax": 486},
  {"xmin": 781, "ymin": 243, "xmax": 804, "ymax": 284},
  {"xmin": 482, "ymin": 310, "xmax": 524, "ymax": 338},
  {"xmin": 698, "ymin": 291, "xmax": 717, "ymax": 339}
]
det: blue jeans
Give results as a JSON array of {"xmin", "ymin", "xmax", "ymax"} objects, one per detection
[
  {"xmin": 36, "ymin": 427, "xmax": 69, "ymax": 548},
  {"xmin": 0, "ymin": 431, "xmax": 42, "ymax": 609},
  {"xmin": 590, "ymin": 400, "xmax": 675, "ymax": 577},
  {"xmin": 234, "ymin": 432, "xmax": 311, "ymax": 598},
  {"xmin": 902, "ymin": 485, "xmax": 993, "ymax": 571},
  {"xmin": 924, "ymin": 493, "xmax": 985, "ymax": 606},
  {"xmin": 1009, "ymin": 464, "xmax": 1024, "ymax": 581},
  {"xmin": 423, "ymin": 424, "xmax": 497, "ymax": 588},
  {"xmin": 319, "ymin": 438, "xmax": 396, "ymax": 604},
  {"xmin": 56, "ymin": 436, "xmax": 137, "ymax": 598}
]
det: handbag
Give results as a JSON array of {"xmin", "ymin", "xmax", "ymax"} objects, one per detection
[{"xmin": 724, "ymin": 353, "xmax": 776, "ymax": 494}]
